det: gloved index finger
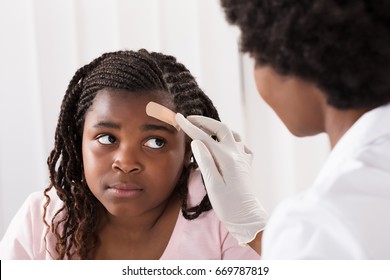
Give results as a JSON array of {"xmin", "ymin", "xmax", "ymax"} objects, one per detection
[
  {"xmin": 186, "ymin": 115, "xmax": 235, "ymax": 144},
  {"xmin": 175, "ymin": 113, "xmax": 215, "ymax": 142}
]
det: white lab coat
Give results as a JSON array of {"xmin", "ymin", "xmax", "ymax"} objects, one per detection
[{"xmin": 262, "ymin": 103, "xmax": 390, "ymax": 259}]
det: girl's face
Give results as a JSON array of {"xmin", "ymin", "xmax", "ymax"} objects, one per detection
[
  {"xmin": 82, "ymin": 88, "xmax": 187, "ymax": 218},
  {"xmin": 253, "ymin": 65, "xmax": 326, "ymax": 136}
]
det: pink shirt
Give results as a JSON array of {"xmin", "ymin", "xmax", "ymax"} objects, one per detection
[{"xmin": 0, "ymin": 170, "xmax": 259, "ymax": 260}]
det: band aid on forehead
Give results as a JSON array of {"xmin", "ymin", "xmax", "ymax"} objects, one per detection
[{"xmin": 146, "ymin": 101, "xmax": 181, "ymax": 131}]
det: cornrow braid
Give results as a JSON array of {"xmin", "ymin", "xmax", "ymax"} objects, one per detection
[
  {"xmin": 44, "ymin": 49, "xmax": 221, "ymax": 259},
  {"xmin": 151, "ymin": 52, "xmax": 220, "ymax": 219}
]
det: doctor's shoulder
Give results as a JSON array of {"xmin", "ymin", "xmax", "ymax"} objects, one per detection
[
  {"xmin": 260, "ymin": 191, "xmax": 368, "ymax": 259},
  {"xmin": 261, "ymin": 144, "xmax": 390, "ymax": 260}
]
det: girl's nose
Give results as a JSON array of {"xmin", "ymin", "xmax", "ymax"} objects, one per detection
[{"xmin": 112, "ymin": 145, "xmax": 143, "ymax": 174}]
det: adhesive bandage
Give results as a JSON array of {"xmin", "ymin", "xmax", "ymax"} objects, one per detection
[{"xmin": 145, "ymin": 101, "xmax": 181, "ymax": 131}]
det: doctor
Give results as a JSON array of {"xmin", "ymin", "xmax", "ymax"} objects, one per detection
[{"xmin": 175, "ymin": 0, "xmax": 390, "ymax": 259}]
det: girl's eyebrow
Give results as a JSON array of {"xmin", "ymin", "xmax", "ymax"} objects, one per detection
[
  {"xmin": 93, "ymin": 121, "xmax": 120, "ymax": 129},
  {"xmin": 142, "ymin": 124, "xmax": 176, "ymax": 134},
  {"xmin": 92, "ymin": 121, "xmax": 175, "ymax": 134}
]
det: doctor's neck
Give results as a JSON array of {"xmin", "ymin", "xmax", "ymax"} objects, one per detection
[{"xmin": 324, "ymin": 106, "xmax": 372, "ymax": 149}]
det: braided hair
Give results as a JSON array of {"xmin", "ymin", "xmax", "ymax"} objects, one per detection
[{"xmin": 43, "ymin": 49, "xmax": 220, "ymax": 259}]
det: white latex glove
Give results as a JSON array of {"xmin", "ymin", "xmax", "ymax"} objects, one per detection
[{"xmin": 175, "ymin": 113, "xmax": 268, "ymax": 246}]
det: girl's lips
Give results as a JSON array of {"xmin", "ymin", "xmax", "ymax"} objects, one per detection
[{"xmin": 107, "ymin": 184, "xmax": 144, "ymax": 198}]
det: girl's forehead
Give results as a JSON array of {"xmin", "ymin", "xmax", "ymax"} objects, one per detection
[
  {"xmin": 83, "ymin": 89, "xmax": 179, "ymax": 128},
  {"xmin": 91, "ymin": 88, "xmax": 175, "ymax": 110},
  {"xmin": 83, "ymin": 88, "xmax": 182, "ymax": 135}
]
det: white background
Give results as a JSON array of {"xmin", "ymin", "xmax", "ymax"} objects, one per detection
[{"xmin": 0, "ymin": 0, "xmax": 330, "ymax": 238}]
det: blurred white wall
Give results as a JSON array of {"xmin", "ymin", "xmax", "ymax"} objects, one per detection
[{"xmin": 0, "ymin": 0, "xmax": 330, "ymax": 238}]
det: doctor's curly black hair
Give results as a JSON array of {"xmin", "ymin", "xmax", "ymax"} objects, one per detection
[
  {"xmin": 43, "ymin": 49, "xmax": 219, "ymax": 259},
  {"xmin": 221, "ymin": 0, "xmax": 390, "ymax": 109}
]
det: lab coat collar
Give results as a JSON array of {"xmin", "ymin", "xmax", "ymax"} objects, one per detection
[
  {"xmin": 333, "ymin": 102, "xmax": 390, "ymax": 156},
  {"xmin": 313, "ymin": 102, "xmax": 390, "ymax": 189}
]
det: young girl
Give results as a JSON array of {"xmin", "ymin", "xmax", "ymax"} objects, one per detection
[{"xmin": 0, "ymin": 49, "xmax": 259, "ymax": 260}]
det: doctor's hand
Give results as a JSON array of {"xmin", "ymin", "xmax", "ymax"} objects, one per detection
[{"xmin": 175, "ymin": 114, "xmax": 268, "ymax": 247}]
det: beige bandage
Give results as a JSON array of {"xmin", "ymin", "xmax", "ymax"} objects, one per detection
[{"xmin": 146, "ymin": 101, "xmax": 181, "ymax": 131}]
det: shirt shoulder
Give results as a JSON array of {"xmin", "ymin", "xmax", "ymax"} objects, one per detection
[
  {"xmin": 161, "ymin": 169, "xmax": 259, "ymax": 260},
  {"xmin": 0, "ymin": 190, "xmax": 64, "ymax": 259}
]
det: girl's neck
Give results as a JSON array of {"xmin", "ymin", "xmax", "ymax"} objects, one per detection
[
  {"xmin": 101, "ymin": 194, "xmax": 179, "ymax": 235},
  {"xmin": 94, "ymin": 195, "xmax": 181, "ymax": 259}
]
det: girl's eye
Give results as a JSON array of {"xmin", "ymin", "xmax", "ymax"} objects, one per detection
[
  {"xmin": 97, "ymin": 135, "xmax": 117, "ymax": 145},
  {"xmin": 144, "ymin": 138, "xmax": 165, "ymax": 149}
]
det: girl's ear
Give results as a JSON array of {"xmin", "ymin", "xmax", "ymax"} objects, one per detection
[{"xmin": 184, "ymin": 143, "xmax": 193, "ymax": 168}]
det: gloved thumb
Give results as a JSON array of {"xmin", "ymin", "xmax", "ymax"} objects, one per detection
[{"xmin": 191, "ymin": 139, "xmax": 224, "ymax": 190}]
